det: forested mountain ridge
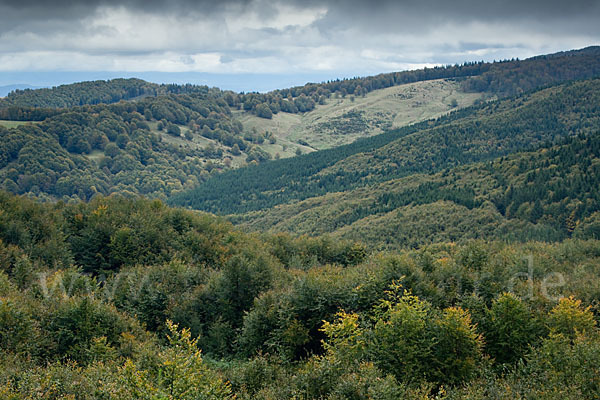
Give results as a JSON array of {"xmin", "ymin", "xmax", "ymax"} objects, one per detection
[
  {"xmin": 0, "ymin": 78, "xmax": 161, "ymax": 109},
  {"xmin": 231, "ymin": 127, "xmax": 600, "ymax": 248},
  {"xmin": 0, "ymin": 90, "xmax": 249, "ymax": 201},
  {"xmin": 2, "ymin": 46, "xmax": 599, "ymax": 111},
  {"xmin": 318, "ymin": 77, "xmax": 600, "ymax": 181},
  {"xmin": 1, "ymin": 46, "xmax": 599, "ymax": 204},
  {"xmin": 172, "ymin": 78, "xmax": 600, "ymax": 217},
  {"xmin": 461, "ymin": 45, "xmax": 600, "ymax": 96}
]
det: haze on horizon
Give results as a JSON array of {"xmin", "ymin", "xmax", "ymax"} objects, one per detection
[{"xmin": 1, "ymin": 0, "xmax": 599, "ymax": 92}]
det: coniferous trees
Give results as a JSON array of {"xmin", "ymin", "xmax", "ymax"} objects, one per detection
[{"xmin": 0, "ymin": 192, "xmax": 600, "ymax": 398}]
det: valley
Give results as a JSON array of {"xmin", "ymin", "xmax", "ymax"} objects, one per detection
[{"xmin": 1, "ymin": 46, "xmax": 600, "ymax": 400}]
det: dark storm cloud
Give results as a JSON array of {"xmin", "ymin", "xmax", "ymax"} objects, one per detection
[
  {"xmin": 0, "ymin": 0, "xmax": 253, "ymax": 20},
  {"xmin": 0, "ymin": 0, "xmax": 247, "ymax": 13},
  {"xmin": 340, "ymin": 0, "xmax": 599, "ymax": 20},
  {"xmin": 309, "ymin": 0, "xmax": 600, "ymax": 34},
  {"xmin": 0, "ymin": 0, "xmax": 226, "ymax": 33},
  {"xmin": 1, "ymin": 0, "xmax": 598, "ymax": 39},
  {"xmin": 0, "ymin": 0, "xmax": 598, "ymax": 75},
  {"xmin": 3, "ymin": 0, "xmax": 598, "ymax": 23}
]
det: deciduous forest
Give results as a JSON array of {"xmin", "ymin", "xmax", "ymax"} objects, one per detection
[
  {"xmin": 1, "ymin": 46, "xmax": 600, "ymax": 399},
  {"xmin": 1, "ymin": 193, "xmax": 600, "ymax": 398}
]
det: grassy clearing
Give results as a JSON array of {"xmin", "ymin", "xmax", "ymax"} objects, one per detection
[
  {"xmin": 86, "ymin": 150, "xmax": 105, "ymax": 162},
  {"xmin": 75, "ymin": 81, "xmax": 485, "ymax": 170},
  {"xmin": 0, "ymin": 120, "xmax": 38, "ymax": 129},
  {"xmin": 236, "ymin": 79, "xmax": 486, "ymax": 153},
  {"xmin": 147, "ymin": 121, "xmax": 248, "ymax": 167}
]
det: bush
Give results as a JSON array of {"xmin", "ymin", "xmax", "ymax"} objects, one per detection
[
  {"xmin": 157, "ymin": 321, "xmax": 233, "ymax": 399},
  {"xmin": 47, "ymin": 297, "xmax": 128, "ymax": 364},
  {"xmin": 370, "ymin": 292, "xmax": 432, "ymax": 383},
  {"xmin": 166, "ymin": 123, "xmax": 181, "ymax": 137},
  {"xmin": 429, "ymin": 307, "xmax": 483, "ymax": 385},
  {"xmin": 255, "ymin": 103, "xmax": 273, "ymax": 119}
]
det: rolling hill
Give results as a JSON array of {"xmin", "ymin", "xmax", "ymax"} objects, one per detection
[
  {"xmin": 2, "ymin": 47, "xmax": 600, "ymax": 400},
  {"xmin": 1, "ymin": 46, "xmax": 599, "ymax": 203},
  {"xmin": 176, "ymin": 78, "xmax": 600, "ymax": 248},
  {"xmin": 172, "ymin": 78, "xmax": 600, "ymax": 210},
  {"xmin": 231, "ymin": 128, "xmax": 600, "ymax": 248},
  {"xmin": 237, "ymin": 78, "xmax": 484, "ymax": 153}
]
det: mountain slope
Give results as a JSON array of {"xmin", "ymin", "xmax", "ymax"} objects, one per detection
[
  {"xmin": 1, "ymin": 47, "xmax": 599, "ymax": 203},
  {"xmin": 237, "ymin": 78, "xmax": 484, "ymax": 153},
  {"xmin": 231, "ymin": 125, "xmax": 600, "ymax": 249},
  {"xmin": 0, "ymin": 91, "xmax": 247, "ymax": 201},
  {"xmin": 172, "ymin": 78, "xmax": 600, "ymax": 215}
]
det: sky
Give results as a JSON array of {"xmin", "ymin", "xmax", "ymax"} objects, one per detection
[{"xmin": 0, "ymin": 0, "xmax": 599, "ymax": 92}]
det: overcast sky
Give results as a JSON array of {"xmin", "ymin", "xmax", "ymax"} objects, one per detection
[{"xmin": 1, "ymin": 0, "xmax": 599, "ymax": 90}]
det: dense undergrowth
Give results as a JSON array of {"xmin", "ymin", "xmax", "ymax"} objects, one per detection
[{"xmin": 1, "ymin": 192, "xmax": 599, "ymax": 399}]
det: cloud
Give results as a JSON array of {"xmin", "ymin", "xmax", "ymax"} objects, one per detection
[{"xmin": 0, "ymin": 0, "xmax": 598, "ymax": 77}]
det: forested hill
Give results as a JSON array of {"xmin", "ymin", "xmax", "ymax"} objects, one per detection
[
  {"xmin": 232, "ymin": 127, "xmax": 600, "ymax": 248},
  {"xmin": 171, "ymin": 78, "xmax": 600, "ymax": 216},
  {"xmin": 0, "ymin": 79, "xmax": 226, "ymax": 110},
  {"xmin": 0, "ymin": 89, "xmax": 251, "ymax": 201},
  {"xmin": 0, "ymin": 78, "xmax": 162, "ymax": 109},
  {"xmin": 2, "ymin": 46, "xmax": 599, "ymax": 113},
  {"xmin": 461, "ymin": 45, "xmax": 600, "ymax": 96},
  {"xmin": 0, "ymin": 46, "xmax": 599, "ymax": 204}
]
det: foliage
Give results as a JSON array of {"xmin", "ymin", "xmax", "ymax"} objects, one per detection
[
  {"xmin": 1, "ymin": 47, "xmax": 599, "ymax": 204},
  {"xmin": 547, "ymin": 296, "xmax": 596, "ymax": 339},
  {"xmin": 174, "ymin": 78, "xmax": 600, "ymax": 220},
  {"xmin": 368, "ymin": 291, "xmax": 482, "ymax": 385},
  {"xmin": 1, "ymin": 192, "xmax": 600, "ymax": 397},
  {"xmin": 483, "ymin": 293, "xmax": 541, "ymax": 364},
  {"xmin": 157, "ymin": 320, "xmax": 233, "ymax": 399}
]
